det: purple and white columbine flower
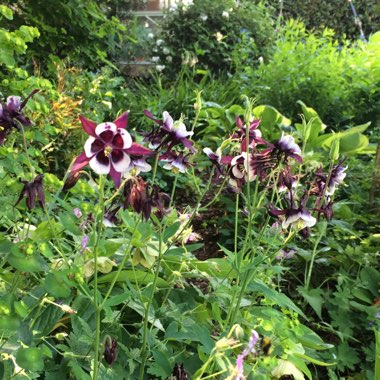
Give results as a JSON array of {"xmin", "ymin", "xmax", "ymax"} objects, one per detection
[
  {"xmin": 0, "ymin": 90, "xmax": 38, "ymax": 144},
  {"xmin": 71, "ymin": 112, "xmax": 151, "ymax": 187},
  {"xmin": 326, "ymin": 162, "xmax": 347, "ymax": 195},
  {"xmin": 233, "ymin": 117, "xmax": 267, "ymax": 152},
  {"xmin": 274, "ymin": 134, "xmax": 302, "ymax": 163},
  {"xmin": 144, "ymin": 110, "xmax": 195, "ymax": 153}
]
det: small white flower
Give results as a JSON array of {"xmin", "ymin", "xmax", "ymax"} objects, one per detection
[
  {"xmin": 200, "ymin": 14, "xmax": 208, "ymax": 21},
  {"xmin": 215, "ymin": 32, "xmax": 224, "ymax": 42},
  {"xmin": 166, "ymin": 55, "xmax": 173, "ymax": 63},
  {"xmin": 151, "ymin": 56, "xmax": 160, "ymax": 62},
  {"xmin": 147, "ymin": 32, "xmax": 154, "ymax": 39},
  {"xmin": 144, "ymin": 21, "xmax": 149, "ymax": 28},
  {"xmin": 156, "ymin": 39, "xmax": 164, "ymax": 46},
  {"xmin": 162, "ymin": 47, "xmax": 170, "ymax": 55},
  {"xmin": 258, "ymin": 56, "xmax": 264, "ymax": 64},
  {"xmin": 156, "ymin": 65, "xmax": 165, "ymax": 72},
  {"xmin": 222, "ymin": 11, "xmax": 229, "ymax": 18}
]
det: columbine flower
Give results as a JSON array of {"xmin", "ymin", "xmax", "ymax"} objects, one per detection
[
  {"xmin": 15, "ymin": 174, "xmax": 45, "ymax": 210},
  {"xmin": 104, "ymin": 337, "xmax": 118, "ymax": 366},
  {"xmin": 269, "ymin": 196, "xmax": 316, "ymax": 231},
  {"xmin": 161, "ymin": 151, "xmax": 192, "ymax": 173},
  {"xmin": 236, "ymin": 330, "xmax": 260, "ymax": 378},
  {"xmin": 275, "ymin": 249, "xmax": 296, "ymax": 260},
  {"xmin": 144, "ymin": 110, "xmax": 195, "ymax": 153},
  {"xmin": 80, "ymin": 235, "xmax": 89, "ymax": 254},
  {"xmin": 233, "ymin": 117, "xmax": 267, "ymax": 151},
  {"xmin": 274, "ymin": 134, "xmax": 302, "ymax": 163},
  {"xmin": 230, "ymin": 152, "xmax": 256, "ymax": 183},
  {"xmin": 0, "ymin": 90, "xmax": 38, "ymax": 144},
  {"xmin": 71, "ymin": 112, "xmax": 151, "ymax": 187},
  {"xmin": 170, "ymin": 363, "xmax": 188, "ymax": 380},
  {"xmin": 124, "ymin": 155, "xmax": 152, "ymax": 177},
  {"xmin": 73, "ymin": 208, "xmax": 82, "ymax": 218},
  {"xmin": 325, "ymin": 161, "xmax": 347, "ymax": 196}
]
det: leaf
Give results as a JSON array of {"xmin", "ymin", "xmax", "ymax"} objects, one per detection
[
  {"xmin": 8, "ymin": 250, "xmax": 48, "ymax": 273},
  {"xmin": 97, "ymin": 270, "xmax": 168, "ymax": 288},
  {"xmin": 44, "ymin": 272, "xmax": 71, "ymax": 298},
  {"xmin": 248, "ymin": 280, "xmax": 307, "ymax": 319},
  {"xmin": 293, "ymin": 352, "xmax": 336, "ymax": 367},
  {"xmin": 0, "ymin": 5, "xmax": 13, "ymax": 20},
  {"xmin": 16, "ymin": 347, "xmax": 45, "ymax": 372},
  {"xmin": 163, "ymin": 221, "xmax": 181, "ymax": 241},
  {"xmin": 103, "ymin": 292, "xmax": 131, "ymax": 307},
  {"xmin": 297, "ymin": 287, "xmax": 323, "ymax": 319}
]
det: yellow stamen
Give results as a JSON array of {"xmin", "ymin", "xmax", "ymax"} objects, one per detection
[{"xmin": 104, "ymin": 146, "xmax": 112, "ymax": 157}]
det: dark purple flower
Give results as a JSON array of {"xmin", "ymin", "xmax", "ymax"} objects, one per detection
[
  {"xmin": 233, "ymin": 117, "xmax": 267, "ymax": 152},
  {"xmin": 273, "ymin": 134, "xmax": 302, "ymax": 163},
  {"xmin": 124, "ymin": 177, "xmax": 170, "ymax": 220},
  {"xmin": 161, "ymin": 151, "xmax": 192, "ymax": 173},
  {"xmin": 71, "ymin": 112, "xmax": 152, "ymax": 187},
  {"xmin": 104, "ymin": 205, "xmax": 121, "ymax": 227},
  {"xmin": 104, "ymin": 337, "xmax": 118, "ymax": 366},
  {"xmin": 0, "ymin": 90, "xmax": 38, "ymax": 144},
  {"xmin": 315, "ymin": 160, "xmax": 347, "ymax": 196},
  {"xmin": 15, "ymin": 174, "xmax": 45, "ymax": 210},
  {"xmin": 62, "ymin": 170, "xmax": 82, "ymax": 191},
  {"xmin": 144, "ymin": 110, "xmax": 195, "ymax": 153},
  {"xmin": 171, "ymin": 363, "xmax": 188, "ymax": 380}
]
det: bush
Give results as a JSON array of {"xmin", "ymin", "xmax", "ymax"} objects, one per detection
[
  {"xmin": 251, "ymin": 21, "xmax": 380, "ymax": 129},
  {"xmin": 150, "ymin": 0, "xmax": 275, "ymax": 77},
  {"xmin": 1, "ymin": 0, "xmax": 126, "ymax": 73},
  {"xmin": 268, "ymin": 0, "xmax": 380, "ymax": 40}
]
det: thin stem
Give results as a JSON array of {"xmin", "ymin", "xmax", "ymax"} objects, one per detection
[
  {"xmin": 138, "ymin": 225, "xmax": 163, "ymax": 380},
  {"xmin": 92, "ymin": 175, "xmax": 106, "ymax": 380},
  {"xmin": 305, "ymin": 222, "xmax": 327, "ymax": 290},
  {"xmin": 15, "ymin": 119, "xmax": 35, "ymax": 178}
]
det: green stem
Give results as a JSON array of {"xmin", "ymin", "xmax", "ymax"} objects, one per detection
[
  {"xmin": 138, "ymin": 225, "xmax": 163, "ymax": 380},
  {"xmin": 92, "ymin": 175, "xmax": 106, "ymax": 380},
  {"xmin": 15, "ymin": 119, "xmax": 35, "ymax": 178},
  {"xmin": 305, "ymin": 222, "xmax": 327, "ymax": 290}
]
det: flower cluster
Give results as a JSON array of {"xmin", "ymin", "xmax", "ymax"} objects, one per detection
[
  {"xmin": 144, "ymin": 110, "xmax": 196, "ymax": 173},
  {"xmin": 204, "ymin": 116, "xmax": 347, "ymax": 238}
]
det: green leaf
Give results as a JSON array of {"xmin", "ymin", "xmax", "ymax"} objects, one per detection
[
  {"xmin": 103, "ymin": 292, "xmax": 131, "ymax": 307},
  {"xmin": 97, "ymin": 270, "xmax": 168, "ymax": 288},
  {"xmin": 16, "ymin": 347, "xmax": 45, "ymax": 372},
  {"xmin": 0, "ymin": 315, "xmax": 21, "ymax": 331},
  {"xmin": 8, "ymin": 250, "xmax": 48, "ymax": 273},
  {"xmin": 0, "ymin": 5, "xmax": 13, "ymax": 20},
  {"xmin": 163, "ymin": 221, "xmax": 181, "ymax": 241},
  {"xmin": 44, "ymin": 272, "xmax": 71, "ymax": 298},
  {"xmin": 297, "ymin": 287, "xmax": 323, "ymax": 319},
  {"xmin": 293, "ymin": 352, "xmax": 336, "ymax": 367},
  {"xmin": 248, "ymin": 280, "xmax": 307, "ymax": 319}
]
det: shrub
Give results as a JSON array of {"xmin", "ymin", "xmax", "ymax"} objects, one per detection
[
  {"xmin": 251, "ymin": 21, "xmax": 380, "ymax": 129},
  {"xmin": 150, "ymin": 0, "xmax": 275, "ymax": 77},
  {"xmin": 268, "ymin": 0, "xmax": 380, "ymax": 40}
]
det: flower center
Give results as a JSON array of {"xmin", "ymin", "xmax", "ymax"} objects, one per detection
[{"xmin": 104, "ymin": 145, "xmax": 113, "ymax": 157}]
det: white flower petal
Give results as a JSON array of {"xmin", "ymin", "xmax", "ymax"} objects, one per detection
[
  {"xmin": 174, "ymin": 121, "xmax": 193, "ymax": 138},
  {"xmin": 282, "ymin": 212, "xmax": 301, "ymax": 229},
  {"xmin": 163, "ymin": 111, "xmax": 173, "ymax": 130},
  {"xmin": 112, "ymin": 152, "xmax": 131, "ymax": 173},
  {"xmin": 89, "ymin": 154, "xmax": 110, "ymax": 175},
  {"xmin": 95, "ymin": 122, "xmax": 117, "ymax": 137},
  {"xmin": 84, "ymin": 136, "xmax": 97, "ymax": 157}
]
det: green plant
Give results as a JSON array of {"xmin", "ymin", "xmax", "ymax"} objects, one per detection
[{"xmin": 149, "ymin": 0, "xmax": 275, "ymax": 77}]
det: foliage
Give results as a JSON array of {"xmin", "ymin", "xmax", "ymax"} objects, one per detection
[
  {"xmin": 268, "ymin": 0, "xmax": 380, "ymax": 40},
  {"xmin": 250, "ymin": 21, "xmax": 380, "ymax": 129},
  {"xmin": 149, "ymin": 0, "xmax": 275, "ymax": 77},
  {"xmin": 1, "ymin": 0, "xmax": 126, "ymax": 72}
]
